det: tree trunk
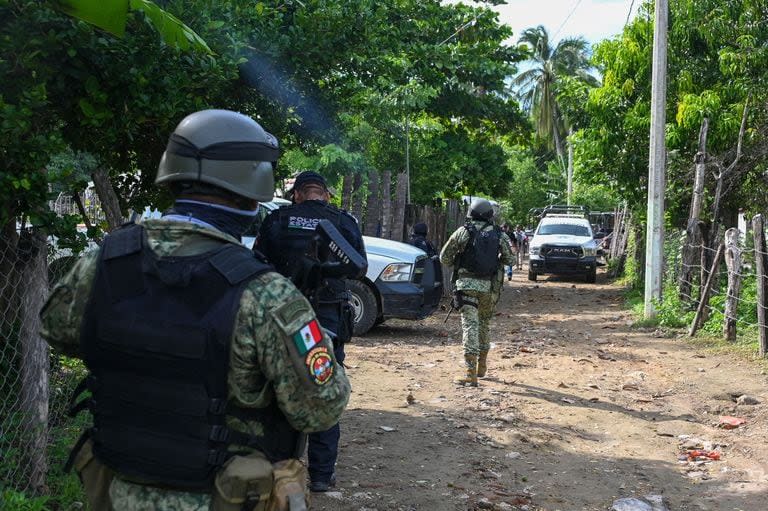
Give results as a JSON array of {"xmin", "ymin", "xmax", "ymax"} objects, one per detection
[
  {"xmin": 380, "ymin": 170, "xmax": 392, "ymax": 239},
  {"xmin": 18, "ymin": 230, "xmax": 50, "ymax": 493},
  {"xmin": 723, "ymin": 228, "xmax": 742, "ymax": 342},
  {"xmin": 91, "ymin": 167, "xmax": 123, "ymax": 231},
  {"xmin": 364, "ymin": 169, "xmax": 380, "ymax": 236}
]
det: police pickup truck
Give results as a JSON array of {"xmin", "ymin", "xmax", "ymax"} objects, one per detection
[
  {"xmin": 242, "ymin": 199, "xmax": 442, "ymax": 335},
  {"xmin": 527, "ymin": 205, "xmax": 599, "ymax": 283}
]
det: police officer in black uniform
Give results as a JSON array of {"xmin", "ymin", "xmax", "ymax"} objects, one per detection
[
  {"xmin": 408, "ymin": 222, "xmax": 438, "ymax": 257},
  {"xmin": 256, "ymin": 171, "xmax": 366, "ymax": 492}
]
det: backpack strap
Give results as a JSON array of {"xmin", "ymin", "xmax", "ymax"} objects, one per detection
[{"xmin": 209, "ymin": 245, "xmax": 273, "ymax": 285}]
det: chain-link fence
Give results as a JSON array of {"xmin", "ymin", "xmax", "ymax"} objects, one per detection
[{"xmin": 1, "ymin": 227, "xmax": 87, "ymax": 503}]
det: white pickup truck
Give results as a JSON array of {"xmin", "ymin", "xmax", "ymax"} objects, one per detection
[{"xmin": 242, "ymin": 199, "xmax": 443, "ymax": 335}]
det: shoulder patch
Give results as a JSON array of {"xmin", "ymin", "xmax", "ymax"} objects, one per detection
[
  {"xmin": 272, "ymin": 297, "xmax": 313, "ymax": 334},
  {"xmin": 305, "ymin": 346, "xmax": 334, "ymax": 385}
]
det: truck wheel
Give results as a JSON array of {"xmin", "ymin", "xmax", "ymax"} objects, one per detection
[
  {"xmin": 527, "ymin": 269, "xmax": 537, "ymax": 281},
  {"xmin": 348, "ymin": 280, "xmax": 378, "ymax": 336},
  {"xmin": 586, "ymin": 267, "xmax": 597, "ymax": 283}
]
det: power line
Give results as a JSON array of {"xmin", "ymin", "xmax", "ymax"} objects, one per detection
[{"xmin": 552, "ymin": 0, "xmax": 584, "ymax": 40}]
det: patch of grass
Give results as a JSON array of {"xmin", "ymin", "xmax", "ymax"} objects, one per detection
[
  {"xmin": 0, "ymin": 489, "xmax": 50, "ymax": 511},
  {"xmin": 687, "ymin": 331, "xmax": 768, "ymax": 371}
]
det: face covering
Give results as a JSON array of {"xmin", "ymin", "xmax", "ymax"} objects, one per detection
[{"xmin": 163, "ymin": 199, "xmax": 259, "ymax": 239}]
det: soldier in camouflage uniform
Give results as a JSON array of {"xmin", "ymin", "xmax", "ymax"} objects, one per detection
[
  {"xmin": 440, "ymin": 198, "xmax": 514, "ymax": 386},
  {"xmin": 40, "ymin": 110, "xmax": 350, "ymax": 510}
]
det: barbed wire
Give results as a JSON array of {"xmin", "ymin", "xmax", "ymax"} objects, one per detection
[{"xmin": 670, "ymin": 228, "xmax": 768, "ymax": 333}]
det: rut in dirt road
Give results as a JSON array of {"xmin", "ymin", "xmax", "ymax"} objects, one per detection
[{"xmin": 312, "ymin": 270, "xmax": 768, "ymax": 511}]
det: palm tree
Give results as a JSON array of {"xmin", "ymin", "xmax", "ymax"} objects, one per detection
[{"xmin": 513, "ymin": 25, "xmax": 597, "ymax": 169}]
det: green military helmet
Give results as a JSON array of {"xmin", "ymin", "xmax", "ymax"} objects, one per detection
[
  {"xmin": 467, "ymin": 197, "xmax": 494, "ymax": 220},
  {"xmin": 156, "ymin": 109, "xmax": 278, "ymax": 201}
]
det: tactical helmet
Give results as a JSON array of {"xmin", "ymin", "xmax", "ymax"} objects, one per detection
[
  {"xmin": 467, "ymin": 198, "xmax": 494, "ymax": 220},
  {"xmin": 413, "ymin": 222, "xmax": 428, "ymax": 235},
  {"xmin": 156, "ymin": 109, "xmax": 277, "ymax": 201}
]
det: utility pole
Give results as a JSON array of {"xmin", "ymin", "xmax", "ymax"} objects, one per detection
[
  {"xmin": 566, "ymin": 127, "xmax": 574, "ymax": 205},
  {"xmin": 644, "ymin": 0, "xmax": 668, "ymax": 318}
]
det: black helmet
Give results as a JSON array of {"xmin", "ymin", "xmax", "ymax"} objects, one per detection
[
  {"xmin": 413, "ymin": 222, "xmax": 428, "ymax": 235},
  {"xmin": 156, "ymin": 109, "xmax": 277, "ymax": 201},
  {"xmin": 467, "ymin": 198, "xmax": 494, "ymax": 220}
]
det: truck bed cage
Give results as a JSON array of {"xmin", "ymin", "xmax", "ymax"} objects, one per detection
[{"xmin": 529, "ymin": 204, "xmax": 590, "ymax": 219}]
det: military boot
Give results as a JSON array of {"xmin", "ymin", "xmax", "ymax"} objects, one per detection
[
  {"xmin": 454, "ymin": 354, "xmax": 478, "ymax": 387},
  {"xmin": 477, "ymin": 350, "xmax": 489, "ymax": 377}
]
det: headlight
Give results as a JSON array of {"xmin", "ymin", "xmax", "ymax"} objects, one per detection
[
  {"xmin": 581, "ymin": 245, "xmax": 597, "ymax": 257},
  {"xmin": 380, "ymin": 263, "xmax": 412, "ymax": 282},
  {"xmin": 530, "ymin": 246, "xmax": 540, "ymax": 256}
]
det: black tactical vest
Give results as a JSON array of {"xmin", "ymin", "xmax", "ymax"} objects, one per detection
[
  {"xmin": 273, "ymin": 202, "xmax": 346, "ymax": 333},
  {"xmin": 458, "ymin": 221, "xmax": 501, "ymax": 278},
  {"xmin": 72, "ymin": 223, "xmax": 300, "ymax": 490}
]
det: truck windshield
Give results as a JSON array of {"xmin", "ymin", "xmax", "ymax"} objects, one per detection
[{"xmin": 538, "ymin": 224, "xmax": 591, "ymax": 237}]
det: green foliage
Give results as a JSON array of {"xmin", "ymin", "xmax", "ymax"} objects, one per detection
[
  {"xmin": 58, "ymin": 0, "xmax": 212, "ymax": 53},
  {"xmin": 513, "ymin": 25, "xmax": 598, "ymax": 167},
  {"xmin": 579, "ymin": 0, "xmax": 768, "ymax": 229},
  {"xmin": 497, "ymin": 147, "xmax": 557, "ymax": 227},
  {"xmin": 0, "ymin": 490, "xmax": 49, "ymax": 511}
]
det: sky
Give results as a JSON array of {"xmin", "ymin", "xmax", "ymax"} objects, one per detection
[{"xmin": 484, "ymin": 0, "xmax": 642, "ymax": 45}]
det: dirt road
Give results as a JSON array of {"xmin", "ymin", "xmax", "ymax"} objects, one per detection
[{"xmin": 312, "ymin": 270, "xmax": 768, "ymax": 511}]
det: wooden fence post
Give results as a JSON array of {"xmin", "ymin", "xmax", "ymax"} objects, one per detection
[
  {"xmin": 380, "ymin": 170, "xmax": 392, "ymax": 239},
  {"xmin": 350, "ymin": 173, "xmax": 364, "ymax": 224},
  {"xmin": 689, "ymin": 242, "xmax": 724, "ymax": 337},
  {"xmin": 390, "ymin": 172, "xmax": 408, "ymax": 241},
  {"xmin": 680, "ymin": 119, "xmax": 709, "ymax": 303},
  {"xmin": 341, "ymin": 173, "xmax": 353, "ymax": 211},
  {"xmin": 363, "ymin": 169, "xmax": 380, "ymax": 236},
  {"xmin": 723, "ymin": 227, "xmax": 742, "ymax": 342},
  {"xmin": 753, "ymin": 214, "xmax": 768, "ymax": 357}
]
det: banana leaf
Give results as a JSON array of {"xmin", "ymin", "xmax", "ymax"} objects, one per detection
[{"xmin": 56, "ymin": 0, "xmax": 211, "ymax": 54}]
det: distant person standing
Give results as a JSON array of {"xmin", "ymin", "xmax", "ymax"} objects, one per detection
[
  {"xmin": 408, "ymin": 222, "xmax": 437, "ymax": 257},
  {"xmin": 514, "ymin": 225, "xmax": 526, "ymax": 270},
  {"xmin": 501, "ymin": 224, "xmax": 515, "ymax": 281},
  {"xmin": 440, "ymin": 198, "xmax": 515, "ymax": 386}
]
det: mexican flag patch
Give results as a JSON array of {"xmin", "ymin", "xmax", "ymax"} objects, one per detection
[{"xmin": 293, "ymin": 319, "xmax": 323, "ymax": 355}]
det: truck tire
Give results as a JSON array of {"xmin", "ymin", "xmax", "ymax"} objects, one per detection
[
  {"xmin": 586, "ymin": 267, "xmax": 597, "ymax": 283},
  {"xmin": 348, "ymin": 280, "xmax": 378, "ymax": 336},
  {"xmin": 527, "ymin": 269, "xmax": 537, "ymax": 281}
]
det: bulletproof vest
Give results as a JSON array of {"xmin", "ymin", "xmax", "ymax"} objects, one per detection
[
  {"xmin": 458, "ymin": 221, "xmax": 501, "ymax": 278},
  {"xmin": 272, "ymin": 202, "xmax": 341, "ymax": 273},
  {"xmin": 274, "ymin": 202, "xmax": 346, "ymax": 332},
  {"xmin": 73, "ymin": 223, "xmax": 300, "ymax": 490}
]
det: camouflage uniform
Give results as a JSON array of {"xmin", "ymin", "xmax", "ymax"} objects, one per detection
[
  {"xmin": 439, "ymin": 221, "xmax": 514, "ymax": 357},
  {"xmin": 41, "ymin": 219, "xmax": 351, "ymax": 510}
]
